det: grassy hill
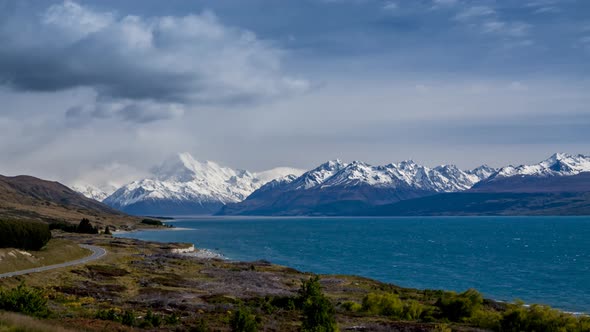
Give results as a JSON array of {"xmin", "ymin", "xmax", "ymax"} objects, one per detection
[{"xmin": 0, "ymin": 175, "xmax": 138, "ymax": 228}]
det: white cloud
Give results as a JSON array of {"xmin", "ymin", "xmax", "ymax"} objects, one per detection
[
  {"xmin": 0, "ymin": 1, "xmax": 309, "ymax": 123},
  {"xmin": 382, "ymin": 1, "xmax": 398, "ymax": 11},
  {"xmin": 454, "ymin": 6, "xmax": 495, "ymax": 21}
]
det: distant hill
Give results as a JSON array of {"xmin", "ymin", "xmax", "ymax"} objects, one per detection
[
  {"xmin": 0, "ymin": 175, "xmax": 138, "ymax": 227},
  {"xmin": 365, "ymin": 192, "xmax": 590, "ymax": 216},
  {"xmin": 470, "ymin": 172, "xmax": 590, "ymax": 193}
]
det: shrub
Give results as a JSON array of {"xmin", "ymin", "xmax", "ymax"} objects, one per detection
[
  {"xmin": 0, "ymin": 219, "xmax": 51, "ymax": 250},
  {"xmin": 299, "ymin": 276, "xmax": 339, "ymax": 332},
  {"xmin": 341, "ymin": 301, "xmax": 362, "ymax": 312},
  {"xmin": 230, "ymin": 308, "xmax": 258, "ymax": 332},
  {"xmin": 362, "ymin": 293, "xmax": 403, "ymax": 318},
  {"xmin": 435, "ymin": 289, "xmax": 483, "ymax": 322},
  {"xmin": 95, "ymin": 308, "xmax": 121, "ymax": 322},
  {"xmin": 121, "ymin": 310, "xmax": 136, "ymax": 326},
  {"xmin": 468, "ymin": 309, "xmax": 501, "ymax": 330},
  {"xmin": 0, "ymin": 283, "xmax": 50, "ymax": 318},
  {"xmin": 403, "ymin": 300, "xmax": 425, "ymax": 320},
  {"xmin": 499, "ymin": 303, "xmax": 590, "ymax": 332},
  {"xmin": 141, "ymin": 310, "xmax": 162, "ymax": 328}
]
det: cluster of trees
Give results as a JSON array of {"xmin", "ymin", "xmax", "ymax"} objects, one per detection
[
  {"xmin": 49, "ymin": 218, "xmax": 99, "ymax": 234},
  {"xmin": 0, "ymin": 219, "xmax": 51, "ymax": 250}
]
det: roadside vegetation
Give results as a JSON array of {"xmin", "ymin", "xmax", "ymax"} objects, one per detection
[
  {"xmin": 0, "ymin": 220, "xmax": 51, "ymax": 251},
  {"xmin": 0, "ymin": 239, "xmax": 90, "ymax": 274}
]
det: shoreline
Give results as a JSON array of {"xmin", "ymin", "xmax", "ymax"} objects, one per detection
[{"xmin": 113, "ymin": 229, "xmax": 589, "ymax": 316}]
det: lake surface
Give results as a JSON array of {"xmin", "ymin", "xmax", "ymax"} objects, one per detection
[{"xmin": 115, "ymin": 216, "xmax": 590, "ymax": 313}]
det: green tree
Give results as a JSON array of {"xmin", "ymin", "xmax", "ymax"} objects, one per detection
[{"xmin": 299, "ymin": 276, "xmax": 338, "ymax": 332}]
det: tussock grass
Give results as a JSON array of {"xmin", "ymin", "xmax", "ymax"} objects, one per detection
[{"xmin": 0, "ymin": 311, "xmax": 73, "ymax": 332}]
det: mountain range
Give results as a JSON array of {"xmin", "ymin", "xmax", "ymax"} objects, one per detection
[
  {"xmin": 71, "ymin": 152, "xmax": 590, "ymax": 216},
  {"xmin": 102, "ymin": 153, "xmax": 305, "ymax": 215}
]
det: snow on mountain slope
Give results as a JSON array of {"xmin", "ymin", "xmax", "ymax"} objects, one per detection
[
  {"xmin": 71, "ymin": 184, "xmax": 117, "ymax": 202},
  {"xmin": 489, "ymin": 153, "xmax": 590, "ymax": 180},
  {"xmin": 103, "ymin": 153, "xmax": 304, "ymax": 214},
  {"xmin": 283, "ymin": 159, "xmax": 494, "ymax": 193}
]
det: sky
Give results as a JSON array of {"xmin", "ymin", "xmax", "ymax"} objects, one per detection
[{"xmin": 0, "ymin": 0, "xmax": 589, "ymax": 188}]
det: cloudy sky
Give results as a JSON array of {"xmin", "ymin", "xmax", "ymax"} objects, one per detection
[{"xmin": 0, "ymin": 0, "xmax": 589, "ymax": 188}]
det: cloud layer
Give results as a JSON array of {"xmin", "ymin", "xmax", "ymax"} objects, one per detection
[{"xmin": 0, "ymin": 1, "xmax": 308, "ymax": 122}]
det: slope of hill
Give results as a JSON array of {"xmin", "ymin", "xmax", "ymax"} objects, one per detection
[
  {"xmin": 366, "ymin": 192, "xmax": 590, "ymax": 216},
  {"xmin": 0, "ymin": 175, "xmax": 137, "ymax": 227}
]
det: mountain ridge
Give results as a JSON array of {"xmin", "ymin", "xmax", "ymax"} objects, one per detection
[{"xmin": 103, "ymin": 153, "xmax": 305, "ymax": 215}]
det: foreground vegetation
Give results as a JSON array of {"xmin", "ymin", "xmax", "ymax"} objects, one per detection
[{"xmin": 0, "ymin": 232, "xmax": 588, "ymax": 331}]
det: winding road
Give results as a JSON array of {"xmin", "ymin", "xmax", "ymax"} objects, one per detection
[{"xmin": 0, "ymin": 244, "xmax": 107, "ymax": 279}]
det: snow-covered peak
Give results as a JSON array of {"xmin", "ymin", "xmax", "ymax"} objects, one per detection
[
  {"xmin": 467, "ymin": 165, "xmax": 497, "ymax": 181},
  {"xmin": 290, "ymin": 159, "xmax": 348, "ymax": 190},
  {"xmin": 255, "ymin": 167, "xmax": 305, "ymax": 184},
  {"xmin": 281, "ymin": 159, "xmax": 494, "ymax": 193},
  {"xmin": 104, "ymin": 153, "xmax": 306, "ymax": 210},
  {"xmin": 71, "ymin": 184, "xmax": 117, "ymax": 202},
  {"xmin": 491, "ymin": 153, "xmax": 590, "ymax": 179}
]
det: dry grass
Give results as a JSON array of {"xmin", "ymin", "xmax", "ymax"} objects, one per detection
[
  {"xmin": 0, "ymin": 239, "xmax": 91, "ymax": 274},
  {"xmin": 0, "ymin": 311, "xmax": 74, "ymax": 332}
]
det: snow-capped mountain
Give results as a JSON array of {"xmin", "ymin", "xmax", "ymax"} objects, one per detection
[
  {"xmin": 276, "ymin": 159, "xmax": 493, "ymax": 193},
  {"xmin": 220, "ymin": 159, "xmax": 496, "ymax": 216},
  {"xmin": 471, "ymin": 153, "xmax": 590, "ymax": 193},
  {"xmin": 71, "ymin": 184, "xmax": 117, "ymax": 202},
  {"xmin": 103, "ymin": 153, "xmax": 304, "ymax": 215},
  {"xmin": 488, "ymin": 153, "xmax": 590, "ymax": 180}
]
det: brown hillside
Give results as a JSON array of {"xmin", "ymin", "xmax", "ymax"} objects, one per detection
[{"xmin": 0, "ymin": 175, "xmax": 139, "ymax": 228}]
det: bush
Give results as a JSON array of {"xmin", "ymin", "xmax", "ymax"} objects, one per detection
[
  {"xmin": 0, "ymin": 219, "xmax": 51, "ymax": 250},
  {"xmin": 95, "ymin": 308, "xmax": 121, "ymax": 322},
  {"xmin": 140, "ymin": 310, "xmax": 162, "ymax": 328},
  {"xmin": 121, "ymin": 310, "xmax": 136, "ymax": 327},
  {"xmin": 499, "ymin": 303, "xmax": 590, "ymax": 332},
  {"xmin": 362, "ymin": 293, "xmax": 403, "ymax": 318},
  {"xmin": 230, "ymin": 308, "xmax": 258, "ymax": 332},
  {"xmin": 341, "ymin": 301, "xmax": 362, "ymax": 312},
  {"xmin": 0, "ymin": 283, "xmax": 50, "ymax": 318},
  {"xmin": 435, "ymin": 289, "xmax": 483, "ymax": 322},
  {"xmin": 299, "ymin": 276, "xmax": 339, "ymax": 332}
]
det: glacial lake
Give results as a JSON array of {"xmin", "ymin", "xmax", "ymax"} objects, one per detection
[{"xmin": 115, "ymin": 216, "xmax": 590, "ymax": 313}]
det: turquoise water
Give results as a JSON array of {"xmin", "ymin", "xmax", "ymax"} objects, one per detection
[{"xmin": 115, "ymin": 216, "xmax": 590, "ymax": 313}]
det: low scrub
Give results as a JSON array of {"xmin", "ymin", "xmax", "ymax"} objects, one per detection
[{"xmin": 0, "ymin": 283, "xmax": 49, "ymax": 318}]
